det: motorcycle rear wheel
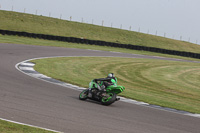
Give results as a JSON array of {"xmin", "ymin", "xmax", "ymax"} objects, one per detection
[
  {"xmin": 101, "ymin": 92, "xmax": 116, "ymax": 106},
  {"xmin": 79, "ymin": 89, "xmax": 89, "ymax": 100}
]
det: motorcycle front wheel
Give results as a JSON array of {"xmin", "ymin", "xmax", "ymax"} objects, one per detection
[
  {"xmin": 101, "ymin": 92, "xmax": 116, "ymax": 106},
  {"xmin": 79, "ymin": 89, "xmax": 89, "ymax": 100}
]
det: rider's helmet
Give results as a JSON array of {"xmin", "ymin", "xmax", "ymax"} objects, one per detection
[
  {"xmin": 108, "ymin": 73, "xmax": 115, "ymax": 78},
  {"xmin": 108, "ymin": 73, "xmax": 117, "ymax": 85}
]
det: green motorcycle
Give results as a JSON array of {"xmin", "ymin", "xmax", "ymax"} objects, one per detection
[{"xmin": 79, "ymin": 80, "xmax": 125, "ymax": 105}]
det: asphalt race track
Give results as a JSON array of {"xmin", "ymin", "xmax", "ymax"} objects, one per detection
[{"xmin": 0, "ymin": 43, "xmax": 200, "ymax": 133}]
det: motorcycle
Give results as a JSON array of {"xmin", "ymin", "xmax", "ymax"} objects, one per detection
[{"xmin": 79, "ymin": 80, "xmax": 125, "ymax": 105}]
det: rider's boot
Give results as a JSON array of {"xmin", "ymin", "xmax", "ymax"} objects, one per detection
[{"xmin": 88, "ymin": 88, "xmax": 93, "ymax": 98}]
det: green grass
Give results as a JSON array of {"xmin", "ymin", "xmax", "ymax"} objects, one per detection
[
  {"xmin": 0, "ymin": 119, "xmax": 54, "ymax": 133},
  {"xmin": 1, "ymin": 10, "xmax": 200, "ymax": 53},
  {"xmin": 31, "ymin": 57, "xmax": 200, "ymax": 114}
]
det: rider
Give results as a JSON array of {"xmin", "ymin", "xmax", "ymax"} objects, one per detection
[{"xmin": 93, "ymin": 73, "xmax": 117, "ymax": 91}]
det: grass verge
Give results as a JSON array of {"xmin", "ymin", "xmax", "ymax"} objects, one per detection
[
  {"xmin": 0, "ymin": 119, "xmax": 55, "ymax": 133},
  {"xmin": 0, "ymin": 34, "xmax": 200, "ymax": 62},
  {"xmin": 32, "ymin": 57, "xmax": 200, "ymax": 114},
  {"xmin": 1, "ymin": 10, "xmax": 200, "ymax": 53}
]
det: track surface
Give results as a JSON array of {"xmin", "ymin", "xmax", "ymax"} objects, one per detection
[{"xmin": 0, "ymin": 43, "xmax": 200, "ymax": 133}]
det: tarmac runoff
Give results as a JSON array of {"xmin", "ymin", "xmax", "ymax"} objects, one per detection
[{"xmin": 15, "ymin": 57, "xmax": 200, "ymax": 119}]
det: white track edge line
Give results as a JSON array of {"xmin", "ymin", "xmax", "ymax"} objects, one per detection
[{"xmin": 0, "ymin": 118, "xmax": 62, "ymax": 133}]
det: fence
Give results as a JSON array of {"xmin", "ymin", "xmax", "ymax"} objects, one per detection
[{"xmin": 0, "ymin": 29, "xmax": 199, "ymax": 59}]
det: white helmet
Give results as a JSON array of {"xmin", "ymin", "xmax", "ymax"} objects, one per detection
[{"xmin": 108, "ymin": 73, "xmax": 114, "ymax": 78}]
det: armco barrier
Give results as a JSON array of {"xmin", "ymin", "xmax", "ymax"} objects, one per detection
[{"xmin": 0, "ymin": 29, "xmax": 200, "ymax": 59}]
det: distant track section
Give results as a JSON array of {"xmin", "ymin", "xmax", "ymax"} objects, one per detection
[{"xmin": 0, "ymin": 29, "xmax": 200, "ymax": 59}]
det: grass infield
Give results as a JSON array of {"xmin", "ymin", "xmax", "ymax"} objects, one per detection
[{"xmin": 32, "ymin": 57, "xmax": 200, "ymax": 114}]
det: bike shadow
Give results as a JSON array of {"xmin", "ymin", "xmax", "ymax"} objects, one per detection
[{"xmin": 71, "ymin": 96, "xmax": 119, "ymax": 107}]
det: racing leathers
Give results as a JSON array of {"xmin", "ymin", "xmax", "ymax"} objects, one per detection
[{"xmin": 93, "ymin": 77, "xmax": 117, "ymax": 91}]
